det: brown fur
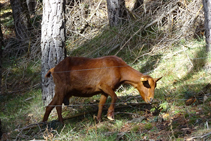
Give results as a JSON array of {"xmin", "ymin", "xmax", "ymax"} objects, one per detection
[{"xmin": 43, "ymin": 56, "xmax": 162, "ymax": 123}]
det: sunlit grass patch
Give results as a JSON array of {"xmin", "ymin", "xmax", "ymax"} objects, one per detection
[
  {"xmin": 0, "ymin": 89, "xmax": 43, "ymax": 132},
  {"xmin": 1, "ymin": 0, "xmax": 210, "ymax": 139}
]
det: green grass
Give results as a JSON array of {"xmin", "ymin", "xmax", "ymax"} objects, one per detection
[
  {"xmin": 58, "ymin": 37, "xmax": 210, "ymax": 140},
  {"xmin": 1, "ymin": 1, "xmax": 211, "ymax": 139},
  {"xmin": 0, "ymin": 89, "xmax": 43, "ymax": 132},
  {"xmin": 1, "ymin": 36, "xmax": 211, "ymax": 140},
  {"xmin": 0, "ymin": 4, "xmax": 14, "ymax": 29}
]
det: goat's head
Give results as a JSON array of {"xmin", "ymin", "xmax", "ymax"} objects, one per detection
[{"xmin": 136, "ymin": 76, "xmax": 162, "ymax": 104}]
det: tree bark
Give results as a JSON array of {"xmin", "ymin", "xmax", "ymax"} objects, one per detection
[
  {"xmin": 0, "ymin": 24, "xmax": 3, "ymax": 94},
  {"xmin": 10, "ymin": 0, "xmax": 31, "ymax": 40},
  {"xmin": 0, "ymin": 119, "xmax": 2, "ymax": 140},
  {"xmin": 26, "ymin": 0, "xmax": 37, "ymax": 14},
  {"xmin": 106, "ymin": 0, "xmax": 126, "ymax": 27},
  {"xmin": 41, "ymin": 0, "xmax": 66, "ymax": 106},
  {"xmin": 203, "ymin": 0, "xmax": 211, "ymax": 52}
]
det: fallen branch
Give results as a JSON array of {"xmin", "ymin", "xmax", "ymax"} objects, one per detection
[
  {"xmin": 15, "ymin": 122, "xmax": 44, "ymax": 132},
  {"xmin": 200, "ymin": 132, "xmax": 211, "ymax": 139},
  {"xmin": 186, "ymin": 131, "xmax": 211, "ymax": 140},
  {"xmin": 80, "ymin": 0, "xmax": 103, "ymax": 34},
  {"xmin": 115, "ymin": 25, "xmax": 145, "ymax": 56},
  {"xmin": 15, "ymin": 102, "xmax": 155, "ymax": 131},
  {"xmin": 103, "ymin": 131, "xmax": 128, "ymax": 139},
  {"xmin": 144, "ymin": 6, "xmax": 178, "ymax": 29}
]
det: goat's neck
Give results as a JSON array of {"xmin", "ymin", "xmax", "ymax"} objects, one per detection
[{"xmin": 121, "ymin": 66, "xmax": 143, "ymax": 87}]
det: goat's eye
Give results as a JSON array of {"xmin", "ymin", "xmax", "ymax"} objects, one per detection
[{"xmin": 143, "ymin": 81, "xmax": 151, "ymax": 88}]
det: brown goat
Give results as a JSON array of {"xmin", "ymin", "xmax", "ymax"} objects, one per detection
[{"xmin": 43, "ymin": 56, "xmax": 162, "ymax": 123}]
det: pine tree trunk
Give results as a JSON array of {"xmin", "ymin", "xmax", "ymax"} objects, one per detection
[
  {"xmin": 41, "ymin": 0, "xmax": 66, "ymax": 106},
  {"xmin": 26, "ymin": 0, "xmax": 37, "ymax": 14},
  {"xmin": 0, "ymin": 25, "xmax": 3, "ymax": 93},
  {"xmin": 10, "ymin": 0, "xmax": 31, "ymax": 40},
  {"xmin": 203, "ymin": 0, "xmax": 211, "ymax": 52},
  {"xmin": 106, "ymin": 0, "xmax": 126, "ymax": 27}
]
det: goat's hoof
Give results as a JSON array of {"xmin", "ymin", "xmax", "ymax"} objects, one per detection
[
  {"xmin": 107, "ymin": 112, "xmax": 114, "ymax": 121},
  {"xmin": 107, "ymin": 116, "xmax": 114, "ymax": 121},
  {"xmin": 94, "ymin": 115, "xmax": 102, "ymax": 123}
]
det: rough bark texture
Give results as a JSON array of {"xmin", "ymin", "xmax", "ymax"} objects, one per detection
[
  {"xmin": 41, "ymin": 0, "xmax": 66, "ymax": 106},
  {"xmin": 0, "ymin": 24, "xmax": 3, "ymax": 93},
  {"xmin": 10, "ymin": 0, "xmax": 31, "ymax": 40},
  {"xmin": 106, "ymin": 0, "xmax": 126, "ymax": 27},
  {"xmin": 203, "ymin": 0, "xmax": 211, "ymax": 52},
  {"xmin": 0, "ymin": 119, "xmax": 2, "ymax": 140},
  {"xmin": 26, "ymin": 0, "xmax": 37, "ymax": 14}
]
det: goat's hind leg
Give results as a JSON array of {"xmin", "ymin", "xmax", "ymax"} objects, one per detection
[
  {"xmin": 56, "ymin": 97, "xmax": 64, "ymax": 124},
  {"xmin": 96, "ymin": 94, "xmax": 108, "ymax": 122},
  {"xmin": 43, "ymin": 95, "xmax": 58, "ymax": 122}
]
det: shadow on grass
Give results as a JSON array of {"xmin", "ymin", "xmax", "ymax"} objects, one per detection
[
  {"xmin": 1, "ymin": 82, "xmax": 209, "ymax": 140},
  {"xmin": 138, "ymin": 54, "xmax": 162, "ymax": 73},
  {"xmin": 40, "ymin": 88, "xmax": 203, "ymax": 140}
]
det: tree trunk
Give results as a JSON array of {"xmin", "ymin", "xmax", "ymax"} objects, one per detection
[
  {"xmin": 106, "ymin": 0, "xmax": 126, "ymax": 27},
  {"xmin": 0, "ymin": 119, "xmax": 2, "ymax": 140},
  {"xmin": 10, "ymin": 0, "xmax": 31, "ymax": 40},
  {"xmin": 203, "ymin": 0, "xmax": 211, "ymax": 52},
  {"xmin": 26, "ymin": 0, "xmax": 37, "ymax": 14},
  {"xmin": 0, "ymin": 24, "xmax": 3, "ymax": 94},
  {"xmin": 41, "ymin": 0, "xmax": 66, "ymax": 106}
]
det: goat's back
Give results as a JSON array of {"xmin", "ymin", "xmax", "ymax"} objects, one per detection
[{"xmin": 51, "ymin": 56, "xmax": 128, "ymax": 92}]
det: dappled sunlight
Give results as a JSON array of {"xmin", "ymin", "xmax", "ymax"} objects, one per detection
[{"xmin": 1, "ymin": 0, "xmax": 211, "ymax": 140}]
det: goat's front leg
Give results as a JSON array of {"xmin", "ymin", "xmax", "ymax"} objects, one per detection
[
  {"xmin": 96, "ymin": 94, "xmax": 108, "ymax": 122},
  {"xmin": 99, "ymin": 84, "xmax": 117, "ymax": 120},
  {"xmin": 56, "ymin": 94, "xmax": 65, "ymax": 124},
  {"xmin": 107, "ymin": 94, "xmax": 117, "ymax": 120}
]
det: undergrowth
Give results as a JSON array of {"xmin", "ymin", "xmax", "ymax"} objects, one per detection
[
  {"xmin": 1, "ymin": 0, "xmax": 211, "ymax": 140},
  {"xmin": 1, "ymin": 38, "xmax": 211, "ymax": 140}
]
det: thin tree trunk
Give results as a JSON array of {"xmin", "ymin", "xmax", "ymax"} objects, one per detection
[
  {"xmin": 0, "ymin": 24, "xmax": 3, "ymax": 94},
  {"xmin": 26, "ymin": 0, "xmax": 37, "ymax": 14},
  {"xmin": 0, "ymin": 119, "xmax": 2, "ymax": 140},
  {"xmin": 41, "ymin": 0, "xmax": 66, "ymax": 106},
  {"xmin": 106, "ymin": 0, "xmax": 126, "ymax": 27},
  {"xmin": 10, "ymin": 0, "xmax": 31, "ymax": 40},
  {"xmin": 203, "ymin": 0, "xmax": 211, "ymax": 52}
]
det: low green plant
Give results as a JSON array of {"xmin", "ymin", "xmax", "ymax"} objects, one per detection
[
  {"xmin": 131, "ymin": 125, "xmax": 140, "ymax": 132},
  {"xmin": 144, "ymin": 122, "xmax": 153, "ymax": 130},
  {"xmin": 159, "ymin": 101, "xmax": 169, "ymax": 112}
]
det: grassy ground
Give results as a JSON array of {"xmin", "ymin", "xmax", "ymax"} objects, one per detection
[
  {"xmin": 1, "ymin": 0, "xmax": 211, "ymax": 140},
  {"xmin": 1, "ymin": 38, "xmax": 211, "ymax": 140}
]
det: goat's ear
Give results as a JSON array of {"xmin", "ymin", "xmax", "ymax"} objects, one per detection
[
  {"xmin": 141, "ymin": 77, "xmax": 148, "ymax": 82},
  {"xmin": 154, "ymin": 77, "xmax": 162, "ymax": 83}
]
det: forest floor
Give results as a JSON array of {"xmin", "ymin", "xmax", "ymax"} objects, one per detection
[
  {"xmin": 1, "ymin": 0, "xmax": 211, "ymax": 140},
  {"xmin": 1, "ymin": 39, "xmax": 211, "ymax": 140}
]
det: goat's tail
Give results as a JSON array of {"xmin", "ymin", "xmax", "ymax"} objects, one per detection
[{"xmin": 45, "ymin": 68, "xmax": 55, "ymax": 78}]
